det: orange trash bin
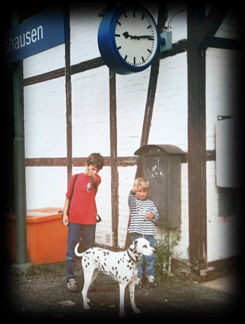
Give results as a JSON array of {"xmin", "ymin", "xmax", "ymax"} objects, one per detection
[{"xmin": 6, "ymin": 207, "xmax": 68, "ymax": 265}]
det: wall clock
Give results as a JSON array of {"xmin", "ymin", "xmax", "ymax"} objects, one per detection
[{"xmin": 98, "ymin": 3, "xmax": 159, "ymax": 74}]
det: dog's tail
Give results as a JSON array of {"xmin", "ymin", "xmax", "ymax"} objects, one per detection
[{"xmin": 74, "ymin": 243, "xmax": 84, "ymax": 258}]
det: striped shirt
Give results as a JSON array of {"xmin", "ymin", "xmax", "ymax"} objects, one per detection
[{"xmin": 128, "ymin": 191, "xmax": 159, "ymax": 236}]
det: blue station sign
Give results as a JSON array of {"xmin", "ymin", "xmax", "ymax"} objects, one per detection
[{"xmin": 2, "ymin": 6, "xmax": 69, "ymax": 64}]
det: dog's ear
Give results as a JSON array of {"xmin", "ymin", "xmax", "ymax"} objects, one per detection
[{"xmin": 129, "ymin": 239, "xmax": 138, "ymax": 251}]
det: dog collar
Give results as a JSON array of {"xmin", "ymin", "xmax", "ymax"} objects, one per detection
[{"xmin": 127, "ymin": 249, "xmax": 140, "ymax": 263}]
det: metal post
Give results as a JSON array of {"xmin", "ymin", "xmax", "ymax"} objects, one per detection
[
  {"xmin": 11, "ymin": 8, "xmax": 30, "ymax": 272},
  {"xmin": 13, "ymin": 62, "xmax": 27, "ymax": 264}
]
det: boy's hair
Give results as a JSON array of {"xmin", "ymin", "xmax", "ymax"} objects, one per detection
[
  {"xmin": 87, "ymin": 153, "xmax": 104, "ymax": 170},
  {"xmin": 134, "ymin": 177, "xmax": 149, "ymax": 189}
]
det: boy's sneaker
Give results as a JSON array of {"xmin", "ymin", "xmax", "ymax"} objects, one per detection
[
  {"xmin": 147, "ymin": 275, "xmax": 157, "ymax": 288},
  {"xmin": 135, "ymin": 277, "xmax": 142, "ymax": 288},
  {"xmin": 66, "ymin": 278, "xmax": 78, "ymax": 292}
]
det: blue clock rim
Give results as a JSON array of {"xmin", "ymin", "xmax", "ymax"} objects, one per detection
[{"xmin": 98, "ymin": 3, "xmax": 159, "ymax": 74}]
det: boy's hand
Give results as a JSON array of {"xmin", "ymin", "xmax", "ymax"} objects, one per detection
[
  {"xmin": 62, "ymin": 214, "xmax": 69, "ymax": 226},
  {"xmin": 146, "ymin": 213, "xmax": 154, "ymax": 220},
  {"xmin": 131, "ymin": 185, "xmax": 138, "ymax": 194}
]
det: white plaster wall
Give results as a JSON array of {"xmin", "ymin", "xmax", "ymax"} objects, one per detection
[
  {"xmin": 149, "ymin": 52, "xmax": 188, "ymax": 151},
  {"xmin": 71, "ymin": 66, "xmax": 110, "ymax": 157},
  {"xmin": 116, "ymin": 68, "xmax": 150, "ymax": 156},
  {"xmin": 24, "ymin": 77, "xmax": 66, "ymax": 158},
  {"xmin": 70, "ymin": 3, "xmax": 106, "ymax": 65},
  {"xmin": 23, "ymin": 44, "xmax": 65, "ymax": 79},
  {"xmin": 166, "ymin": 4, "xmax": 187, "ymax": 42},
  {"xmin": 25, "ymin": 167, "xmax": 67, "ymax": 210},
  {"xmin": 215, "ymin": 9, "xmax": 243, "ymax": 40},
  {"xmin": 172, "ymin": 163, "xmax": 189, "ymax": 260},
  {"xmin": 206, "ymin": 48, "xmax": 242, "ymax": 151},
  {"xmin": 206, "ymin": 161, "xmax": 239, "ymax": 261}
]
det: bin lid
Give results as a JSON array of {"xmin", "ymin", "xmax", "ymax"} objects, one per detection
[{"xmin": 134, "ymin": 144, "xmax": 185, "ymax": 156}]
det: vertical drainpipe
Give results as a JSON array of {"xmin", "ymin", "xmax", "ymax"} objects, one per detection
[{"xmin": 12, "ymin": 9, "xmax": 28, "ymax": 265}]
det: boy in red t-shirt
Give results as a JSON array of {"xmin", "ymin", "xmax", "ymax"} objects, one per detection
[{"xmin": 62, "ymin": 153, "xmax": 104, "ymax": 292}]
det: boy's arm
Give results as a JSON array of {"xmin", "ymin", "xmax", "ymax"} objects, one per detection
[
  {"xmin": 146, "ymin": 203, "xmax": 159, "ymax": 222},
  {"xmin": 151, "ymin": 204, "xmax": 159, "ymax": 222},
  {"xmin": 90, "ymin": 174, "xmax": 98, "ymax": 189},
  {"xmin": 62, "ymin": 196, "xmax": 70, "ymax": 225},
  {"xmin": 84, "ymin": 168, "xmax": 101, "ymax": 190},
  {"xmin": 128, "ymin": 187, "xmax": 137, "ymax": 210}
]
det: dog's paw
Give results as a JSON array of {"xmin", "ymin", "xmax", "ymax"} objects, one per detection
[
  {"xmin": 119, "ymin": 311, "xmax": 125, "ymax": 318},
  {"xmin": 133, "ymin": 307, "xmax": 141, "ymax": 314},
  {"xmin": 83, "ymin": 300, "xmax": 90, "ymax": 310}
]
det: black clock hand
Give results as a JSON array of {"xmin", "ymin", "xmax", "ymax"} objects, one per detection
[
  {"xmin": 137, "ymin": 35, "xmax": 154, "ymax": 40},
  {"xmin": 123, "ymin": 32, "xmax": 154, "ymax": 40}
]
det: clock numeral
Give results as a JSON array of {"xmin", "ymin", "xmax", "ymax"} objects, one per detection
[
  {"xmin": 147, "ymin": 24, "xmax": 152, "ymax": 29},
  {"xmin": 147, "ymin": 49, "xmax": 152, "ymax": 54},
  {"xmin": 115, "ymin": 34, "xmax": 120, "ymax": 37},
  {"xmin": 124, "ymin": 55, "xmax": 128, "ymax": 61},
  {"xmin": 123, "ymin": 12, "xmax": 127, "ymax": 18},
  {"xmin": 142, "ymin": 56, "xmax": 145, "ymax": 63},
  {"xmin": 133, "ymin": 57, "xmax": 136, "ymax": 66},
  {"xmin": 141, "ymin": 14, "xmax": 145, "ymax": 20},
  {"xmin": 133, "ymin": 10, "xmax": 136, "ymax": 18},
  {"xmin": 117, "ymin": 46, "xmax": 122, "ymax": 50},
  {"xmin": 117, "ymin": 21, "xmax": 122, "ymax": 26}
]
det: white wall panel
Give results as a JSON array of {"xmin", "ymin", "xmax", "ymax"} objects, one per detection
[
  {"xmin": 206, "ymin": 162, "xmax": 240, "ymax": 261},
  {"xmin": 206, "ymin": 48, "xmax": 242, "ymax": 150},
  {"xmin": 149, "ymin": 53, "xmax": 188, "ymax": 151},
  {"xmin": 70, "ymin": 3, "xmax": 106, "ymax": 65},
  {"xmin": 116, "ymin": 68, "xmax": 150, "ymax": 156},
  {"xmin": 72, "ymin": 66, "xmax": 110, "ymax": 157},
  {"xmin": 25, "ymin": 167, "xmax": 67, "ymax": 210},
  {"xmin": 24, "ymin": 78, "xmax": 66, "ymax": 158},
  {"xmin": 23, "ymin": 44, "xmax": 65, "ymax": 79}
]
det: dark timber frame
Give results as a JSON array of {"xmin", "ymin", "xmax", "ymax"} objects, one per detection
[{"xmin": 187, "ymin": 2, "xmax": 230, "ymax": 272}]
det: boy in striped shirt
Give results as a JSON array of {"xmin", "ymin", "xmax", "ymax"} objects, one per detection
[{"xmin": 128, "ymin": 177, "xmax": 159, "ymax": 287}]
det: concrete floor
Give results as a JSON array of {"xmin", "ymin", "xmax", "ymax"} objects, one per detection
[{"xmin": 201, "ymin": 274, "xmax": 241, "ymax": 296}]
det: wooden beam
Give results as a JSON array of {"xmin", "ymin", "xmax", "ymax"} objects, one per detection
[
  {"xmin": 192, "ymin": 2, "xmax": 230, "ymax": 49},
  {"xmin": 23, "ymin": 68, "xmax": 65, "ymax": 86},
  {"xmin": 65, "ymin": 40, "xmax": 72, "ymax": 185},
  {"xmin": 187, "ymin": 4, "xmax": 207, "ymax": 272},
  {"xmin": 140, "ymin": 2, "xmax": 168, "ymax": 148},
  {"xmin": 208, "ymin": 37, "xmax": 243, "ymax": 50},
  {"xmin": 109, "ymin": 70, "xmax": 119, "ymax": 248}
]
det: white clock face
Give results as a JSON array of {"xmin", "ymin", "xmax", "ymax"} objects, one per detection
[{"xmin": 114, "ymin": 7, "xmax": 158, "ymax": 68}]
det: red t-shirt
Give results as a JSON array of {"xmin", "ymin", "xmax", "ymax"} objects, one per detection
[{"xmin": 66, "ymin": 173, "xmax": 101, "ymax": 224}]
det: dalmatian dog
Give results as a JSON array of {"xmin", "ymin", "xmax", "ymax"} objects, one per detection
[{"xmin": 75, "ymin": 237, "xmax": 155, "ymax": 317}]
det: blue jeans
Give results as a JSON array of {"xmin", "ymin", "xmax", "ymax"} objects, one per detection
[
  {"xmin": 66, "ymin": 222, "xmax": 96, "ymax": 280},
  {"xmin": 131, "ymin": 234, "xmax": 156, "ymax": 278}
]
